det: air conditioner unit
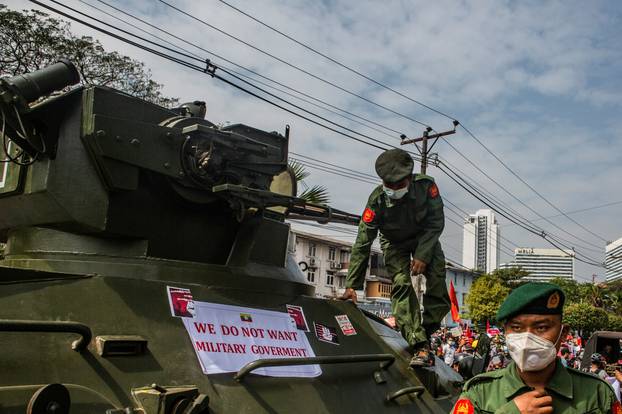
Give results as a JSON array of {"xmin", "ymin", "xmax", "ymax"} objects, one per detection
[
  {"xmin": 335, "ymin": 263, "xmax": 342, "ymax": 269},
  {"xmin": 309, "ymin": 258, "xmax": 317, "ymax": 267}
]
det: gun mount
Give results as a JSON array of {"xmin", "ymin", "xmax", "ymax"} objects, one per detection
[
  {"xmin": 0, "ymin": 62, "xmax": 457, "ymax": 414},
  {"xmin": 0, "ymin": 61, "xmax": 358, "ymax": 267}
]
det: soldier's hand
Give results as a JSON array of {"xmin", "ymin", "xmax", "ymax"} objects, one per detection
[
  {"xmin": 339, "ymin": 288, "xmax": 358, "ymax": 304},
  {"xmin": 512, "ymin": 389, "xmax": 553, "ymax": 414},
  {"xmin": 410, "ymin": 259, "xmax": 427, "ymax": 274}
]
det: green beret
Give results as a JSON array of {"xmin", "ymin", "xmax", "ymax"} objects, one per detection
[
  {"xmin": 496, "ymin": 282, "xmax": 565, "ymax": 322},
  {"xmin": 375, "ymin": 149, "xmax": 414, "ymax": 183}
]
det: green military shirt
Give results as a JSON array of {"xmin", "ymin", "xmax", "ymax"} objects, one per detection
[
  {"xmin": 346, "ymin": 174, "xmax": 444, "ymax": 290},
  {"xmin": 452, "ymin": 360, "xmax": 619, "ymax": 414}
]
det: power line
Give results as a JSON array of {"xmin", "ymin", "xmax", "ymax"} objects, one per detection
[
  {"xmin": 85, "ymin": 0, "xmax": 407, "ymax": 141},
  {"xmin": 459, "ymin": 124, "xmax": 608, "ymax": 243},
  {"xmin": 499, "ymin": 199, "xmax": 622, "ymax": 228},
  {"xmin": 37, "ymin": 0, "xmax": 396, "ymax": 152},
  {"xmin": 437, "ymin": 163, "xmax": 604, "ymax": 268},
  {"xmin": 82, "ymin": 0, "xmax": 609, "ymax": 260},
  {"xmin": 213, "ymin": 0, "xmax": 607, "ymax": 247},
  {"xmin": 438, "ymin": 148, "xmax": 605, "ymax": 253},
  {"xmin": 158, "ymin": 0, "xmax": 433, "ymax": 129},
  {"xmin": 216, "ymin": 0, "xmax": 456, "ymax": 122},
  {"xmin": 34, "ymin": 0, "xmax": 606, "ymax": 270}
]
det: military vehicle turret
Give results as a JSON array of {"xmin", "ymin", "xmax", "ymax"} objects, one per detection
[{"xmin": 0, "ymin": 61, "xmax": 463, "ymax": 413}]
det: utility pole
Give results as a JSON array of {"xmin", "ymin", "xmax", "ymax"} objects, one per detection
[
  {"xmin": 401, "ymin": 120, "xmax": 460, "ymax": 174},
  {"xmin": 401, "ymin": 121, "xmax": 460, "ymax": 302}
]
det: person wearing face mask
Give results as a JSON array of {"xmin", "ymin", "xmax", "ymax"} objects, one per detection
[
  {"xmin": 451, "ymin": 283, "xmax": 619, "ymax": 414},
  {"xmin": 340, "ymin": 148, "xmax": 450, "ymax": 367}
]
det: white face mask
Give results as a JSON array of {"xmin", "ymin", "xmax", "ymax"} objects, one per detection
[
  {"xmin": 506, "ymin": 328, "xmax": 562, "ymax": 372},
  {"xmin": 383, "ymin": 185, "xmax": 408, "ymax": 200}
]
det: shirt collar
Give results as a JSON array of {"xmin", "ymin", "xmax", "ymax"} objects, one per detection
[
  {"xmin": 502, "ymin": 362, "xmax": 530, "ymax": 400},
  {"xmin": 502, "ymin": 360, "xmax": 573, "ymax": 400},
  {"xmin": 544, "ymin": 359, "xmax": 573, "ymax": 399}
]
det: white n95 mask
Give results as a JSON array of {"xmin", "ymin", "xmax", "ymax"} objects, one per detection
[
  {"xmin": 383, "ymin": 185, "xmax": 408, "ymax": 200},
  {"xmin": 506, "ymin": 329, "xmax": 562, "ymax": 371}
]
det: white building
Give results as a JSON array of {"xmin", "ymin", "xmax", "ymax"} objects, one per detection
[
  {"xmin": 289, "ymin": 229, "xmax": 386, "ymax": 300},
  {"xmin": 513, "ymin": 248, "xmax": 575, "ymax": 280},
  {"xmin": 605, "ymin": 237, "xmax": 622, "ymax": 282},
  {"xmin": 462, "ymin": 209, "xmax": 500, "ymax": 273}
]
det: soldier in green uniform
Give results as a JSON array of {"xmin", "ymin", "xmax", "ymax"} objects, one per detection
[
  {"xmin": 340, "ymin": 148, "xmax": 450, "ymax": 366},
  {"xmin": 451, "ymin": 282, "xmax": 621, "ymax": 414}
]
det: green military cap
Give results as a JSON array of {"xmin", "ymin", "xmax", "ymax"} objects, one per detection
[
  {"xmin": 375, "ymin": 149, "xmax": 414, "ymax": 183},
  {"xmin": 496, "ymin": 282, "xmax": 565, "ymax": 322}
]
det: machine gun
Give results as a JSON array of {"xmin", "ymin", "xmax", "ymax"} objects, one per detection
[
  {"xmin": 0, "ymin": 61, "xmax": 359, "ymax": 266},
  {"xmin": 1, "ymin": 61, "xmax": 359, "ymax": 223}
]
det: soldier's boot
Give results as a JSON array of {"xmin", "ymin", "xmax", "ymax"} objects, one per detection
[{"xmin": 409, "ymin": 342, "xmax": 434, "ymax": 367}]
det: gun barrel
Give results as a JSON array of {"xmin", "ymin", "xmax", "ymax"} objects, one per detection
[{"xmin": 5, "ymin": 59, "xmax": 80, "ymax": 104}]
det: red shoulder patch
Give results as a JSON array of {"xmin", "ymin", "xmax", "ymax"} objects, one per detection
[
  {"xmin": 428, "ymin": 183, "xmax": 440, "ymax": 198},
  {"xmin": 362, "ymin": 207, "xmax": 375, "ymax": 224},
  {"xmin": 453, "ymin": 399, "xmax": 474, "ymax": 414},
  {"xmin": 613, "ymin": 401, "xmax": 622, "ymax": 414}
]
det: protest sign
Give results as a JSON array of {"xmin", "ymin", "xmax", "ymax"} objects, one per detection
[{"xmin": 181, "ymin": 301, "xmax": 321, "ymax": 378}]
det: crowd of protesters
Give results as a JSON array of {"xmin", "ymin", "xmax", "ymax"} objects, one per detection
[{"xmin": 431, "ymin": 325, "xmax": 622, "ymax": 400}]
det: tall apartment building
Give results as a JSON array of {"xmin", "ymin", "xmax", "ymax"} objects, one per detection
[
  {"xmin": 462, "ymin": 209, "xmax": 500, "ymax": 273},
  {"xmin": 605, "ymin": 237, "xmax": 622, "ymax": 282},
  {"xmin": 513, "ymin": 248, "xmax": 575, "ymax": 280}
]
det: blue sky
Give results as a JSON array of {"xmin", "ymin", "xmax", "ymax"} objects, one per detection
[{"xmin": 6, "ymin": 0, "xmax": 622, "ymax": 281}]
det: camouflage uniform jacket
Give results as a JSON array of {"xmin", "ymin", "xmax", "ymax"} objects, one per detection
[
  {"xmin": 452, "ymin": 360, "xmax": 620, "ymax": 414},
  {"xmin": 346, "ymin": 174, "xmax": 444, "ymax": 290}
]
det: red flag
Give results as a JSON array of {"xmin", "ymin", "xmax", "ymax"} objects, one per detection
[
  {"xmin": 486, "ymin": 320, "xmax": 490, "ymax": 334},
  {"xmin": 449, "ymin": 280, "xmax": 461, "ymax": 323}
]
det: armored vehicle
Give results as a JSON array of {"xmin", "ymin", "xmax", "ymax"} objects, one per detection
[{"xmin": 0, "ymin": 62, "xmax": 462, "ymax": 413}]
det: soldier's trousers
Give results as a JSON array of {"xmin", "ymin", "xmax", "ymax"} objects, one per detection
[{"xmin": 381, "ymin": 240, "xmax": 450, "ymax": 347}]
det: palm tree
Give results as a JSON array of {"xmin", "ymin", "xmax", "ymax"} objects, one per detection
[{"xmin": 289, "ymin": 160, "xmax": 330, "ymax": 205}]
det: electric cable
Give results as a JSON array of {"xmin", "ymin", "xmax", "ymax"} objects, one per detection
[
  {"xmin": 213, "ymin": 0, "xmax": 607, "ymax": 246},
  {"xmin": 157, "ymin": 0, "xmax": 433, "ymax": 128},
  {"xmin": 32, "ymin": 0, "xmax": 606, "ymax": 269},
  {"xmin": 85, "ymin": 0, "xmax": 406, "ymax": 140}
]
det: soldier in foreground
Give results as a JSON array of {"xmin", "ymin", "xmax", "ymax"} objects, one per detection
[
  {"xmin": 452, "ymin": 283, "xmax": 620, "ymax": 414},
  {"xmin": 340, "ymin": 148, "xmax": 450, "ymax": 366}
]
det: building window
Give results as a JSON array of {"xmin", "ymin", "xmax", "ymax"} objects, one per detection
[
  {"xmin": 340, "ymin": 250, "xmax": 349, "ymax": 264},
  {"xmin": 337, "ymin": 275, "xmax": 345, "ymax": 288},
  {"xmin": 308, "ymin": 243, "xmax": 316, "ymax": 257},
  {"xmin": 307, "ymin": 271, "xmax": 315, "ymax": 283},
  {"xmin": 454, "ymin": 273, "xmax": 457, "ymax": 284},
  {"xmin": 463, "ymin": 274, "xmax": 466, "ymax": 286},
  {"xmin": 326, "ymin": 271, "xmax": 335, "ymax": 286},
  {"xmin": 462, "ymin": 293, "xmax": 467, "ymax": 307},
  {"xmin": 328, "ymin": 246, "xmax": 336, "ymax": 261},
  {"xmin": 370, "ymin": 254, "xmax": 379, "ymax": 268}
]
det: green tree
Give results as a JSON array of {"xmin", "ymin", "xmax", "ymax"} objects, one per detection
[
  {"xmin": 563, "ymin": 302, "xmax": 608, "ymax": 335},
  {"xmin": 607, "ymin": 314, "xmax": 622, "ymax": 332},
  {"xmin": 549, "ymin": 277, "xmax": 583, "ymax": 304},
  {"xmin": 465, "ymin": 273, "xmax": 510, "ymax": 323},
  {"xmin": 602, "ymin": 280, "xmax": 622, "ymax": 315},
  {"xmin": 289, "ymin": 160, "xmax": 330, "ymax": 205},
  {"xmin": 0, "ymin": 6, "xmax": 177, "ymax": 106},
  {"xmin": 490, "ymin": 267, "xmax": 530, "ymax": 288}
]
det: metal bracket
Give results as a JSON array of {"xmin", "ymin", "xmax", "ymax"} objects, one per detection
[
  {"xmin": 204, "ymin": 59, "xmax": 217, "ymax": 77},
  {"xmin": 385, "ymin": 385, "xmax": 425, "ymax": 402},
  {"xmin": 234, "ymin": 353, "xmax": 395, "ymax": 381},
  {"xmin": 0, "ymin": 319, "xmax": 92, "ymax": 352}
]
